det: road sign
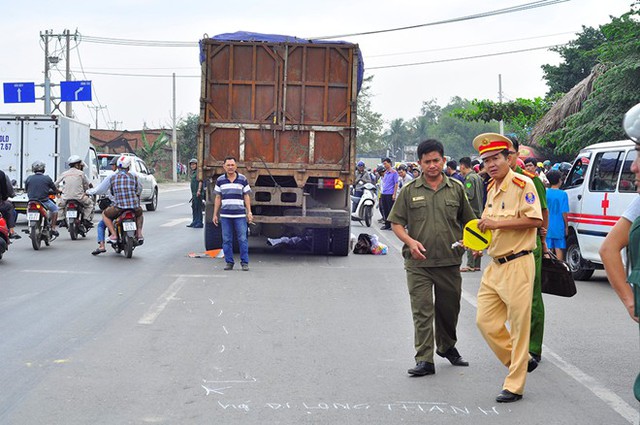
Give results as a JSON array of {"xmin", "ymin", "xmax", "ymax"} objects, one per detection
[
  {"xmin": 60, "ymin": 80, "xmax": 92, "ymax": 102},
  {"xmin": 3, "ymin": 82, "xmax": 36, "ymax": 103}
]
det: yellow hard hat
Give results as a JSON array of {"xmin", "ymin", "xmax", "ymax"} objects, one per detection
[{"xmin": 463, "ymin": 219, "xmax": 492, "ymax": 251}]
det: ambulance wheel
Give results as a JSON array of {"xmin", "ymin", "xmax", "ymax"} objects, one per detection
[{"xmin": 566, "ymin": 234, "xmax": 594, "ymax": 281}]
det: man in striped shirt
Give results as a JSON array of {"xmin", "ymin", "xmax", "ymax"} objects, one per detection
[{"xmin": 213, "ymin": 156, "xmax": 253, "ymax": 271}]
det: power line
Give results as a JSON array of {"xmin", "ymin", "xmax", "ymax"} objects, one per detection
[
  {"xmin": 367, "ymin": 44, "xmax": 564, "ymax": 70},
  {"xmin": 79, "ymin": 34, "xmax": 197, "ymax": 47},
  {"xmin": 310, "ymin": 0, "xmax": 569, "ymax": 39},
  {"xmin": 71, "ymin": 70, "xmax": 200, "ymax": 78}
]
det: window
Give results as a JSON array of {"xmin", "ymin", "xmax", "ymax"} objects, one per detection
[
  {"xmin": 564, "ymin": 155, "xmax": 590, "ymax": 189},
  {"xmin": 589, "ymin": 151, "xmax": 623, "ymax": 192},
  {"xmin": 137, "ymin": 160, "xmax": 149, "ymax": 174},
  {"xmin": 619, "ymin": 150, "xmax": 637, "ymax": 193}
]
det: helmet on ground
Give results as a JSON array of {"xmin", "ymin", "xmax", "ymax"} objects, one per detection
[
  {"xmin": 189, "ymin": 158, "xmax": 197, "ymax": 164},
  {"xmin": 117, "ymin": 155, "xmax": 132, "ymax": 169},
  {"xmin": 357, "ymin": 160, "xmax": 365, "ymax": 167},
  {"xmin": 32, "ymin": 160, "xmax": 46, "ymax": 173},
  {"xmin": 67, "ymin": 155, "xmax": 82, "ymax": 166}
]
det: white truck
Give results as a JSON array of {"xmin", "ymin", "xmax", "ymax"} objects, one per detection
[{"xmin": 0, "ymin": 114, "xmax": 100, "ymax": 214}]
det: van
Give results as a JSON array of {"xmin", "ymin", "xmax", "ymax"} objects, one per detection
[{"xmin": 562, "ymin": 140, "xmax": 638, "ymax": 280}]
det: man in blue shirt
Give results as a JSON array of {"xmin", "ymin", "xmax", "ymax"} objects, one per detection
[
  {"xmin": 380, "ymin": 158, "xmax": 398, "ymax": 230},
  {"xmin": 213, "ymin": 156, "xmax": 253, "ymax": 271},
  {"xmin": 545, "ymin": 170, "xmax": 570, "ymax": 260}
]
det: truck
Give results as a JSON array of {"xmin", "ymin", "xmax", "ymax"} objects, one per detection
[
  {"xmin": 197, "ymin": 32, "xmax": 363, "ymax": 256},
  {"xmin": 0, "ymin": 114, "xmax": 100, "ymax": 214}
]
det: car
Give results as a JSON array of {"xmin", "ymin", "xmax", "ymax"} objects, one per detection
[
  {"xmin": 562, "ymin": 140, "xmax": 637, "ymax": 280},
  {"xmin": 96, "ymin": 153, "xmax": 158, "ymax": 211}
]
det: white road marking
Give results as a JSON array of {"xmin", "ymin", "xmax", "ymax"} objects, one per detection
[
  {"xmin": 201, "ymin": 384, "xmax": 231, "ymax": 395},
  {"xmin": 222, "ymin": 326, "xmax": 229, "ymax": 335},
  {"xmin": 462, "ymin": 288, "xmax": 637, "ymax": 424},
  {"xmin": 160, "ymin": 218, "xmax": 192, "ymax": 227},
  {"xmin": 161, "ymin": 187, "xmax": 190, "ymax": 193},
  {"xmin": 165, "ymin": 202, "xmax": 188, "ymax": 209},
  {"xmin": 168, "ymin": 274, "xmax": 226, "ymax": 278},
  {"xmin": 138, "ymin": 276, "xmax": 188, "ymax": 325}
]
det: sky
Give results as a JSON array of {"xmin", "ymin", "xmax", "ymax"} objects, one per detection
[{"xmin": 0, "ymin": 0, "xmax": 634, "ymax": 131}]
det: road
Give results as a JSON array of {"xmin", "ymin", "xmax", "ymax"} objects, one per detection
[{"xmin": 0, "ymin": 183, "xmax": 638, "ymax": 424}]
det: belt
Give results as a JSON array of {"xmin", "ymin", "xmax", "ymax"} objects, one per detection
[{"xmin": 494, "ymin": 250, "xmax": 532, "ymax": 265}]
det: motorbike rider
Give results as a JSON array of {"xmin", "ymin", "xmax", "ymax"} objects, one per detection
[
  {"xmin": 55, "ymin": 155, "xmax": 94, "ymax": 229},
  {"xmin": 86, "ymin": 157, "xmax": 118, "ymax": 255},
  {"xmin": 102, "ymin": 155, "xmax": 144, "ymax": 244},
  {"xmin": 24, "ymin": 160, "xmax": 59, "ymax": 237},
  {"xmin": 0, "ymin": 169, "xmax": 20, "ymax": 239},
  {"xmin": 353, "ymin": 160, "xmax": 372, "ymax": 212}
]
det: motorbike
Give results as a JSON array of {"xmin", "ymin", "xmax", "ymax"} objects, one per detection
[
  {"xmin": 351, "ymin": 181, "xmax": 377, "ymax": 227},
  {"xmin": 109, "ymin": 209, "xmax": 141, "ymax": 258},
  {"xmin": 62, "ymin": 199, "xmax": 90, "ymax": 240},
  {"xmin": 25, "ymin": 199, "xmax": 55, "ymax": 250},
  {"xmin": 0, "ymin": 213, "xmax": 10, "ymax": 260}
]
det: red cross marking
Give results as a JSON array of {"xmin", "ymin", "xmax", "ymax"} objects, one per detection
[{"xmin": 601, "ymin": 193, "xmax": 610, "ymax": 216}]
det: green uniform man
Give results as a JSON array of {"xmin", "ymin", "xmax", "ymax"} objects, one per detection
[
  {"xmin": 507, "ymin": 137, "xmax": 548, "ymax": 365},
  {"xmin": 388, "ymin": 139, "xmax": 477, "ymax": 376},
  {"xmin": 459, "ymin": 156, "xmax": 485, "ymax": 272}
]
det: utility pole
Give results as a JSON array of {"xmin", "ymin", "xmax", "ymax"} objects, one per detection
[
  {"xmin": 42, "ymin": 30, "xmax": 52, "ymax": 114},
  {"xmin": 109, "ymin": 121, "xmax": 123, "ymax": 130},
  {"xmin": 65, "ymin": 29, "xmax": 72, "ymax": 118},
  {"xmin": 172, "ymin": 72, "xmax": 178, "ymax": 183},
  {"xmin": 88, "ymin": 105, "xmax": 107, "ymax": 129},
  {"xmin": 498, "ymin": 74, "xmax": 504, "ymax": 136}
]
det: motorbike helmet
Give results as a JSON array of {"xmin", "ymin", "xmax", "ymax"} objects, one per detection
[
  {"xmin": 117, "ymin": 155, "xmax": 132, "ymax": 169},
  {"xmin": 189, "ymin": 158, "xmax": 197, "ymax": 164},
  {"xmin": 32, "ymin": 160, "xmax": 46, "ymax": 173},
  {"xmin": 67, "ymin": 155, "xmax": 82, "ymax": 166},
  {"xmin": 376, "ymin": 165, "xmax": 385, "ymax": 174},
  {"xmin": 356, "ymin": 160, "xmax": 365, "ymax": 167}
]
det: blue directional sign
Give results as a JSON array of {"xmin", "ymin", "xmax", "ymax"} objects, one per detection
[
  {"xmin": 60, "ymin": 80, "xmax": 92, "ymax": 102},
  {"xmin": 3, "ymin": 82, "xmax": 36, "ymax": 103}
]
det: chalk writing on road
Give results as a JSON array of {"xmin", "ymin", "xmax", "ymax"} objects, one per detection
[{"xmin": 212, "ymin": 400, "xmax": 507, "ymax": 416}]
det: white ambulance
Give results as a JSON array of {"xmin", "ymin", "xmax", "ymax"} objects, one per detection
[{"xmin": 563, "ymin": 139, "xmax": 638, "ymax": 280}]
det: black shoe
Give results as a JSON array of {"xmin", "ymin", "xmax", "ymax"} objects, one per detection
[
  {"xmin": 241, "ymin": 263, "xmax": 249, "ymax": 271},
  {"xmin": 407, "ymin": 361, "xmax": 435, "ymax": 376},
  {"xmin": 193, "ymin": 224, "xmax": 203, "ymax": 228},
  {"xmin": 436, "ymin": 347, "xmax": 469, "ymax": 366},
  {"xmin": 186, "ymin": 224, "xmax": 194, "ymax": 228},
  {"xmin": 50, "ymin": 230, "xmax": 59, "ymax": 237},
  {"xmin": 380, "ymin": 225, "xmax": 391, "ymax": 230},
  {"xmin": 224, "ymin": 263, "xmax": 234, "ymax": 270},
  {"xmin": 529, "ymin": 352, "xmax": 541, "ymax": 363},
  {"xmin": 83, "ymin": 219, "xmax": 94, "ymax": 229},
  {"xmin": 527, "ymin": 357, "xmax": 538, "ymax": 373},
  {"xmin": 496, "ymin": 389, "xmax": 522, "ymax": 403},
  {"xmin": 9, "ymin": 233, "xmax": 21, "ymax": 240}
]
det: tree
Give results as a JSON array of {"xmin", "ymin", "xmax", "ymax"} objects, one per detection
[
  {"xmin": 356, "ymin": 75, "xmax": 385, "ymax": 155},
  {"xmin": 177, "ymin": 113, "xmax": 199, "ymax": 162},
  {"xmin": 382, "ymin": 118, "xmax": 410, "ymax": 160},
  {"xmin": 541, "ymin": 26, "xmax": 607, "ymax": 96},
  {"xmin": 137, "ymin": 130, "xmax": 170, "ymax": 169}
]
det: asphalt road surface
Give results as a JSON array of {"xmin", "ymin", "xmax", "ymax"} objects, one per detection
[{"xmin": 1, "ymin": 183, "xmax": 638, "ymax": 424}]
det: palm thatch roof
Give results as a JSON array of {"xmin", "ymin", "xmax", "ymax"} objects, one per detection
[{"xmin": 529, "ymin": 64, "xmax": 607, "ymax": 146}]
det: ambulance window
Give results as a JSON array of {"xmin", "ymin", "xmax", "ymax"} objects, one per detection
[
  {"xmin": 589, "ymin": 151, "xmax": 623, "ymax": 192},
  {"xmin": 619, "ymin": 150, "xmax": 637, "ymax": 193},
  {"xmin": 564, "ymin": 157, "xmax": 589, "ymax": 188}
]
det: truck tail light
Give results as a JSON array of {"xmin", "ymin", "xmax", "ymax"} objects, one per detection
[{"xmin": 317, "ymin": 178, "xmax": 344, "ymax": 190}]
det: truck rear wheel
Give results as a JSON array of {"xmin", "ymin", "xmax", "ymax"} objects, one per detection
[
  {"xmin": 204, "ymin": 222, "xmax": 223, "ymax": 251},
  {"xmin": 566, "ymin": 234, "xmax": 594, "ymax": 281},
  {"xmin": 312, "ymin": 228, "xmax": 330, "ymax": 255},
  {"xmin": 331, "ymin": 226, "xmax": 350, "ymax": 256}
]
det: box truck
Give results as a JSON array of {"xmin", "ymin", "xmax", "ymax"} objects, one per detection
[{"xmin": 198, "ymin": 32, "xmax": 363, "ymax": 255}]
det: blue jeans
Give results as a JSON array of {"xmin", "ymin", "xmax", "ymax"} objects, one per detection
[
  {"xmin": 42, "ymin": 199, "xmax": 59, "ymax": 213},
  {"xmin": 97, "ymin": 220, "xmax": 106, "ymax": 243},
  {"xmin": 220, "ymin": 217, "xmax": 249, "ymax": 265}
]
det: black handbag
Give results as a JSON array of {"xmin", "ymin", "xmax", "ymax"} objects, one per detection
[{"xmin": 541, "ymin": 252, "xmax": 577, "ymax": 297}]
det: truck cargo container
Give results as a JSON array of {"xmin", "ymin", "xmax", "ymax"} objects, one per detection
[
  {"xmin": 0, "ymin": 115, "xmax": 99, "ymax": 213},
  {"xmin": 198, "ymin": 32, "xmax": 363, "ymax": 255}
]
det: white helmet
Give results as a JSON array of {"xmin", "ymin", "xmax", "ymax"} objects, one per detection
[
  {"xmin": 67, "ymin": 155, "xmax": 82, "ymax": 166},
  {"xmin": 117, "ymin": 155, "xmax": 132, "ymax": 169}
]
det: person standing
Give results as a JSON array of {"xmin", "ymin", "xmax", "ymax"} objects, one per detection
[
  {"xmin": 507, "ymin": 137, "xmax": 549, "ymax": 367},
  {"xmin": 187, "ymin": 158, "xmax": 204, "ymax": 228},
  {"xmin": 446, "ymin": 160, "xmax": 465, "ymax": 184},
  {"xmin": 379, "ymin": 158, "xmax": 398, "ymax": 230},
  {"xmin": 545, "ymin": 170, "xmax": 569, "ymax": 260},
  {"xmin": 396, "ymin": 164, "xmax": 413, "ymax": 191},
  {"xmin": 388, "ymin": 139, "xmax": 476, "ymax": 377},
  {"xmin": 472, "ymin": 133, "xmax": 542, "ymax": 403},
  {"xmin": 213, "ymin": 156, "xmax": 252, "ymax": 271},
  {"xmin": 459, "ymin": 156, "xmax": 484, "ymax": 272}
]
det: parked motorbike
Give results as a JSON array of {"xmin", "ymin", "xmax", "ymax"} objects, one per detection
[
  {"xmin": 109, "ymin": 209, "xmax": 140, "ymax": 258},
  {"xmin": 0, "ymin": 213, "xmax": 10, "ymax": 260},
  {"xmin": 26, "ymin": 200, "xmax": 55, "ymax": 250},
  {"xmin": 351, "ymin": 181, "xmax": 377, "ymax": 227},
  {"xmin": 62, "ymin": 199, "xmax": 90, "ymax": 240}
]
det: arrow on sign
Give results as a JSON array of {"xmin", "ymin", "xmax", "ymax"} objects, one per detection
[
  {"xmin": 17, "ymin": 88, "xmax": 21, "ymax": 103},
  {"xmin": 74, "ymin": 87, "xmax": 84, "ymax": 100}
]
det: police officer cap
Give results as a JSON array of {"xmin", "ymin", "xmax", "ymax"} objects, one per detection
[
  {"xmin": 189, "ymin": 158, "xmax": 198, "ymax": 164},
  {"xmin": 472, "ymin": 133, "xmax": 514, "ymax": 159}
]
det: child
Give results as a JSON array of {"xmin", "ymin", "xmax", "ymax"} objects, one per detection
[{"xmin": 545, "ymin": 170, "xmax": 569, "ymax": 260}]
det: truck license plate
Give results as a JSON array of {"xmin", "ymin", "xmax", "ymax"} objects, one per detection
[
  {"xmin": 27, "ymin": 212, "xmax": 40, "ymax": 221},
  {"xmin": 123, "ymin": 221, "xmax": 137, "ymax": 231},
  {"xmin": 66, "ymin": 210, "xmax": 78, "ymax": 219}
]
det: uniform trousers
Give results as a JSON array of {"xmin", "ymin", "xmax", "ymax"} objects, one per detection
[
  {"xmin": 465, "ymin": 249, "xmax": 482, "ymax": 269},
  {"xmin": 529, "ymin": 236, "xmax": 545, "ymax": 356},
  {"xmin": 477, "ymin": 254, "xmax": 534, "ymax": 394},
  {"xmin": 406, "ymin": 265, "xmax": 462, "ymax": 363}
]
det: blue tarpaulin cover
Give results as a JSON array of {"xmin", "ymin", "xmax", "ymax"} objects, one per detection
[{"xmin": 200, "ymin": 31, "xmax": 364, "ymax": 93}]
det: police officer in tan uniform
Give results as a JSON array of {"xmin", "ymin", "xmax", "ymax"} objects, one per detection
[
  {"xmin": 472, "ymin": 133, "xmax": 542, "ymax": 403},
  {"xmin": 388, "ymin": 139, "xmax": 477, "ymax": 376}
]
